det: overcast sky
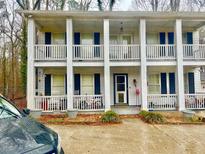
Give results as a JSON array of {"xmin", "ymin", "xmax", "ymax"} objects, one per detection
[{"xmin": 119, "ymin": 0, "xmax": 132, "ymax": 10}]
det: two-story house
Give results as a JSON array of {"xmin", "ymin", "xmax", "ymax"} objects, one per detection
[{"xmin": 21, "ymin": 11, "xmax": 205, "ymax": 114}]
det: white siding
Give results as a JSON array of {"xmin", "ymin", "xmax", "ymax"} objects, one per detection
[
  {"xmin": 147, "ymin": 32, "xmax": 159, "ymax": 44},
  {"xmin": 37, "ymin": 68, "xmax": 44, "ymax": 96},
  {"xmin": 37, "ymin": 31, "xmax": 45, "ymax": 44},
  {"xmin": 110, "ymin": 67, "xmax": 141, "ymax": 106},
  {"xmin": 147, "ymin": 66, "xmax": 177, "ymax": 94},
  {"xmin": 52, "ymin": 75, "xmax": 65, "ymax": 95},
  {"xmin": 42, "ymin": 67, "xmax": 66, "ymax": 96},
  {"xmin": 74, "ymin": 67, "xmax": 104, "ymax": 95},
  {"xmin": 184, "ymin": 67, "xmax": 205, "ymax": 93}
]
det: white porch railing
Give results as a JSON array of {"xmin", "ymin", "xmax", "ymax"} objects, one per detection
[
  {"xmin": 34, "ymin": 45, "xmax": 67, "ymax": 61},
  {"xmin": 146, "ymin": 44, "xmax": 176, "ymax": 60},
  {"xmin": 185, "ymin": 94, "xmax": 205, "ymax": 109},
  {"xmin": 183, "ymin": 44, "xmax": 205, "ymax": 60},
  {"xmin": 109, "ymin": 45, "xmax": 140, "ymax": 60},
  {"xmin": 73, "ymin": 95, "xmax": 104, "ymax": 111},
  {"xmin": 73, "ymin": 45, "xmax": 104, "ymax": 61},
  {"xmin": 148, "ymin": 94, "xmax": 177, "ymax": 110},
  {"xmin": 34, "ymin": 96, "xmax": 67, "ymax": 111}
]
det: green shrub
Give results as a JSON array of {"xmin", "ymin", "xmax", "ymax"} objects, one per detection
[
  {"xmin": 139, "ymin": 110, "xmax": 149, "ymax": 117},
  {"xmin": 190, "ymin": 115, "xmax": 202, "ymax": 122},
  {"xmin": 100, "ymin": 110, "xmax": 121, "ymax": 123},
  {"xmin": 139, "ymin": 111, "xmax": 165, "ymax": 124}
]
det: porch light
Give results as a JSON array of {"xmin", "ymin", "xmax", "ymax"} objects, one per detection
[
  {"xmin": 200, "ymin": 66, "xmax": 205, "ymax": 72},
  {"xmin": 120, "ymin": 22, "xmax": 123, "ymax": 33}
]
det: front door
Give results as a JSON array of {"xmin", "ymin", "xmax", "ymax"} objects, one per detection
[{"xmin": 114, "ymin": 74, "xmax": 128, "ymax": 104}]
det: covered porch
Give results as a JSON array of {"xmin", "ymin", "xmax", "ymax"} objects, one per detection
[
  {"xmin": 147, "ymin": 66, "xmax": 178, "ymax": 111},
  {"xmin": 184, "ymin": 66, "xmax": 205, "ymax": 110},
  {"xmin": 34, "ymin": 67, "xmax": 105, "ymax": 112}
]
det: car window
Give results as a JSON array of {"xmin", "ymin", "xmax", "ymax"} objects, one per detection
[{"xmin": 0, "ymin": 97, "xmax": 21, "ymax": 119}]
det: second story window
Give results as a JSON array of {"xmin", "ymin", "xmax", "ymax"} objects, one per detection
[
  {"xmin": 81, "ymin": 33, "xmax": 93, "ymax": 45},
  {"xmin": 52, "ymin": 33, "xmax": 65, "ymax": 44}
]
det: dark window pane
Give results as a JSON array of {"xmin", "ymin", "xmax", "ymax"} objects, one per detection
[
  {"xmin": 117, "ymin": 76, "xmax": 125, "ymax": 83},
  {"xmin": 117, "ymin": 84, "xmax": 125, "ymax": 91},
  {"xmin": 118, "ymin": 93, "xmax": 124, "ymax": 103}
]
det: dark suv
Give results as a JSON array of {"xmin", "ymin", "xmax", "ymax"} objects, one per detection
[{"xmin": 0, "ymin": 95, "xmax": 64, "ymax": 154}]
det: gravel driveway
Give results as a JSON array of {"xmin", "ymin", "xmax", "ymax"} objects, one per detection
[{"xmin": 48, "ymin": 119, "xmax": 205, "ymax": 154}]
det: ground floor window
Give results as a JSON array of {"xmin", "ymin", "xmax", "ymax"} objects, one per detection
[
  {"xmin": 81, "ymin": 75, "xmax": 94, "ymax": 95},
  {"xmin": 52, "ymin": 75, "xmax": 65, "ymax": 95},
  {"xmin": 148, "ymin": 74, "xmax": 160, "ymax": 94}
]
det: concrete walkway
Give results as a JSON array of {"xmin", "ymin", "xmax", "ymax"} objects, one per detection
[{"xmin": 48, "ymin": 119, "xmax": 205, "ymax": 154}]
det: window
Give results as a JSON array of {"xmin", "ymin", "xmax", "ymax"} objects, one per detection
[
  {"xmin": 81, "ymin": 34, "xmax": 93, "ymax": 45},
  {"xmin": 147, "ymin": 33, "xmax": 159, "ymax": 44},
  {"xmin": 0, "ymin": 97, "xmax": 21, "ymax": 119},
  {"xmin": 52, "ymin": 75, "xmax": 65, "ymax": 95},
  {"xmin": 148, "ymin": 74, "xmax": 160, "ymax": 94},
  {"xmin": 81, "ymin": 75, "xmax": 94, "ymax": 95},
  {"xmin": 52, "ymin": 33, "xmax": 65, "ymax": 44}
]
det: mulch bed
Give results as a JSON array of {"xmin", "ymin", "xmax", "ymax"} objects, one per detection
[
  {"xmin": 140, "ymin": 111, "xmax": 205, "ymax": 125},
  {"xmin": 37, "ymin": 112, "xmax": 205, "ymax": 125},
  {"xmin": 38, "ymin": 114, "xmax": 133, "ymax": 126}
]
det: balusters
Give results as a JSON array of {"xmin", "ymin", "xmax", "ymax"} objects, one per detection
[
  {"xmin": 34, "ymin": 45, "xmax": 67, "ymax": 61},
  {"xmin": 73, "ymin": 95, "xmax": 104, "ymax": 110},
  {"xmin": 147, "ymin": 94, "xmax": 177, "ymax": 110},
  {"xmin": 109, "ymin": 45, "xmax": 140, "ymax": 60},
  {"xmin": 185, "ymin": 94, "xmax": 205, "ymax": 109}
]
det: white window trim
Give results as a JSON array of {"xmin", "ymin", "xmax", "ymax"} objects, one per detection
[
  {"xmin": 80, "ymin": 74, "xmax": 95, "ymax": 95},
  {"xmin": 51, "ymin": 74, "xmax": 66, "ymax": 96},
  {"xmin": 148, "ymin": 72, "xmax": 176, "ymax": 94},
  {"xmin": 148, "ymin": 73, "xmax": 160, "ymax": 94}
]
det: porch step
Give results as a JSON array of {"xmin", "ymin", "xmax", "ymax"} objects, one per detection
[{"xmin": 111, "ymin": 106, "xmax": 140, "ymax": 115}]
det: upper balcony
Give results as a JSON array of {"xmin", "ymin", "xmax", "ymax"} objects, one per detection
[
  {"xmin": 146, "ymin": 20, "xmax": 176, "ymax": 62},
  {"xmin": 32, "ymin": 16, "xmax": 205, "ymax": 65},
  {"xmin": 109, "ymin": 20, "xmax": 140, "ymax": 62},
  {"xmin": 182, "ymin": 20, "xmax": 205, "ymax": 63}
]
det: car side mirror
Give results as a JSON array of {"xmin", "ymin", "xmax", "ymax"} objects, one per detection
[{"xmin": 23, "ymin": 108, "xmax": 30, "ymax": 115}]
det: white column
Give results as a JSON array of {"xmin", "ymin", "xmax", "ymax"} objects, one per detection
[
  {"xmin": 176, "ymin": 19, "xmax": 185, "ymax": 111},
  {"xmin": 140, "ymin": 19, "xmax": 148, "ymax": 111},
  {"xmin": 66, "ymin": 19, "xmax": 73, "ymax": 109},
  {"xmin": 104, "ymin": 19, "xmax": 111, "ymax": 111},
  {"xmin": 193, "ymin": 30, "xmax": 200, "ymax": 44},
  {"xmin": 27, "ymin": 18, "xmax": 35, "ymax": 110}
]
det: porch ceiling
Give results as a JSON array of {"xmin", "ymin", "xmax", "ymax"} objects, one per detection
[
  {"xmin": 110, "ymin": 20, "xmax": 139, "ymax": 32},
  {"xmin": 147, "ymin": 66, "xmax": 176, "ymax": 72},
  {"xmin": 146, "ymin": 20, "xmax": 175, "ymax": 32},
  {"xmin": 73, "ymin": 20, "xmax": 103, "ymax": 31},
  {"xmin": 182, "ymin": 20, "xmax": 205, "ymax": 31},
  {"xmin": 35, "ymin": 19, "xmax": 66, "ymax": 32}
]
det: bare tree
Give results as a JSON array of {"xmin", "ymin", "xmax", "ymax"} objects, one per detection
[
  {"xmin": 16, "ymin": 0, "xmax": 42, "ymax": 10},
  {"xmin": 151, "ymin": 0, "xmax": 158, "ymax": 11},
  {"xmin": 0, "ymin": 0, "xmax": 22, "ymax": 99},
  {"xmin": 170, "ymin": 0, "xmax": 180, "ymax": 11},
  {"xmin": 67, "ymin": 0, "xmax": 92, "ymax": 11},
  {"xmin": 97, "ymin": 0, "xmax": 119, "ymax": 11},
  {"xmin": 187, "ymin": 0, "xmax": 205, "ymax": 11},
  {"xmin": 132, "ymin": 0, "xmax": 169, "ymax": 11}
]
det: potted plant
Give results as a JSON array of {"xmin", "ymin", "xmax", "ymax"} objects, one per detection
[
  {"xmin": 30, "ymin": 109, "xmax": 43, "ymax": 118},
  {"xmin": 182, "ymin": 110, "xmax": 195, "ymax": 118},
  {"xmin": 67, "ymin": 109, "xmax": 78, "ymax": 118}
]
